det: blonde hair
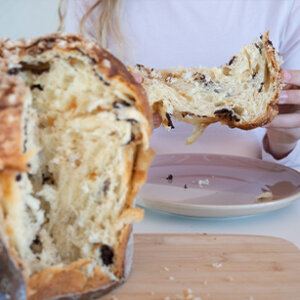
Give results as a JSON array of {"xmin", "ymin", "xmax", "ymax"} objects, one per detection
[{"xmin": 58, "ymin": 0, "xmax": 124, "ymax": 50}]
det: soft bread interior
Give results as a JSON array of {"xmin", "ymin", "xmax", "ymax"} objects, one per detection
[
  {"xmin": 9, "ymin": 50, "xmax": 147, "ymax": 279},
  {"xmin": 134, "ymin": 34, "xmax": 282, "ymax": 143}
]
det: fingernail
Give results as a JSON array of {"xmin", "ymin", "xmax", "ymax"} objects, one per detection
[
  {"xmin": 283, "ymin": 71, "xmax": 291, "ymax": 82},
  {"xmin": 278, "ymin": 91, "xmax": 288, "ymax": 103}
]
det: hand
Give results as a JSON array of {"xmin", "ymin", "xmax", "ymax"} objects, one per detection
[
  {"xmin": 132, "ymin": 73, "xmax": 162, "ymax": 129},
  {"xmin": 264, "ymin": 70, "xmax": 300, "ymax": 159}
]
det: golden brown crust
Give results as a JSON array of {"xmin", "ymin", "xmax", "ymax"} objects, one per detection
[
  {"xmin": 113, "ymin": 224, "xmax": 132, "ymax": 278},
  {"xmin": 0, "ymin": 70, "xmax": 30, "ymax": 171},
  {"xmin": 0, "ymin": 33, "xmax": 153, "ymax": 300}
]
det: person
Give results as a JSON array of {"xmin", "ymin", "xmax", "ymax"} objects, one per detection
[{"xmin": 62, "ymin": 0, "xmax": 300, "ymax": 169}]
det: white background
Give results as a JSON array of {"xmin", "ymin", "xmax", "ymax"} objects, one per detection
[{"xmin": 0, "ymin": 0, "xmax": 60, "ymax": 38}]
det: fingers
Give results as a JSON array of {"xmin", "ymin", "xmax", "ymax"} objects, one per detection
[
  {"xmin": 283, "ymin": 84, "xmax": 299, "ymax": 90},
  {"xmin": 152, "ymin": 113, "xmax": 162, "ymax": 129},
  {"xmin": 278, "ymin": 90, "xmax": 300, "ymax": 104},
  {"xmin": 132, "ymin": 73, "xmax": 143, "ymax": 84},
  {"xmin": 266, "ymin": 113, "xmax": 300, "ymax": 128},
  {"xmin": 282, "ymin": 70, "xmax": 300, "ymax": 87}
]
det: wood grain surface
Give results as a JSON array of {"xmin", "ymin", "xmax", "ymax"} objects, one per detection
[{"xmin": 102, "ymin": 234, "xmax": 300, "ymax": 300}]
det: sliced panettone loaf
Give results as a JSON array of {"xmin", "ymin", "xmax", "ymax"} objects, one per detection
[
  {"xmin": 133, "ymin": 32, "xmax": 283, "ymax": 144},
  {"xmin": 0, "ymin": 34, "xmax": 153, "ymax": 300}
]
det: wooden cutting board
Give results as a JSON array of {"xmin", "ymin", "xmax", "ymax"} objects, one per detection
[{"xmin": 102, "ymin": 234, "xmax": 300, "ymax": 300}]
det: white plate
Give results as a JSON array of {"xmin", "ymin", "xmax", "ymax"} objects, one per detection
[{"xmin": 136, "ymin": 153, "xmax": 300, "ymax": 218}]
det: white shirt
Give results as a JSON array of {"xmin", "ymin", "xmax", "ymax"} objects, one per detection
[{"xmin": 65, "ymin": 0, "xmax": 300, "ymax": 169}]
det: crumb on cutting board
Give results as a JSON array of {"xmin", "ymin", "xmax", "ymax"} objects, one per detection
[{"xmin": 212, "ymin": 262, "xmax": 223, "ymax": 268}]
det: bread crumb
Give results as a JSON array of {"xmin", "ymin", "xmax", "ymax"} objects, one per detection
[
  {"xmin": 163, "ymin": 266, "xmax": 169, "ymax": 272},
  {"xmin": 150, "ymin": 291, "xmax": 155, "ymax": 296},
  {"xmin": 203, "ymin": 280, "xmax": 208, "ymax": 286},
  {"xmin": 183, "ymin": 288, "xmax": 194, "ymax": 299},
  {"xmin": 198, "ymin": 179, "xmax": 209, "ymax": 188},
  {"xmin": 164, "ymin": 297, "xmax": 171, "ymax": 300},
  {"xmin": 212, "ymin": 262, "xmax": 223, "ymax": 268},
  {"xmin": 110, "ymin": 296, "xmax": 118, "ymax": 300},
  {"xmin": 227, "ymin": 276, "xmax": 234, "ymax": 282},
  {"xmin": 255, "ymin": 191, "xmax": 273, "ymax": 203},
  {"xmin": 169, "ymin": 275, "xmax": 175, "ymax": 280}
]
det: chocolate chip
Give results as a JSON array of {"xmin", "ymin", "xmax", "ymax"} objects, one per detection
[
  {"xmin": 266, "ymin": 39, "xmax": 273, "ymax": 46},
  {"xmin": 20, "ymin": 61, "xmax": 50, "ymax": 75},
  {"xmin": 103, "ymin": 179, "xmax": 110, "ymax": 195},
  {"xmin": 113, "ymin": 100, "xmax": 131, "ymax": 108},
  {"xmin": 184, "ymin": 184, "xmax": 188, "ymax": 189},
  {"xmin": 258, "ymin": 82, "xmax": 264, "ymax": 93},
  {"xmin": 15, "ymin": 174, "xmax": 22, "ymax": 181},
  {"xmin": 166, "ymin": 174, "xmax": 173, "ymax": 181},
  {"xmin": 126, "ymin": 119, "xmax": 137, "ymax": 125},
  {"xmin": 42, "ymin": 173, "xmax": 55, "ymax": 185},
  {"xmin": 228, "ymin": 56, "xmax": 236, "ymax": 66},
  {"xmin": 193, "ymin": 72, "xmax": 206, "ymax": 82},
  {"xmin": 214, "ymin": 108, "xmax": 240, "ymax": 122},
  {"xmin": 90, "ymin": 57, "xmax": 97, "ymax": 65},
  {"xmin": 255, "ymin": 43, "xmax": 262, "ymax": 54},
  {"xmin": 204, "ymin": 80, "xmax": 214, "ymax": 87},
  {"xmin": 182, "ymin": 112, "xmax": 187, "ymax": 118},
  {"xmin": 95, "ymin": 72, "xmax": 110, "ymax": 86},
  {"xmin": 136, "ymin": 64, "xmax": 144, "ymax": 71},
  {"xmin": 30, "ymin": 236, "xmax": 42, "ymax": 254},
  {"xmin": 7, "ymin": 68, "xmax": 21, "ymax": 75},
  {"xmin": 165, "ymin": 113, "xmax": 174, "ymax": 129},
  {"xmin": 30, "ymin": 84, "xmax": 44, "ymax": 91},
  {"xmin": 252, "ymin": 72, "xmax": 258, "ymax": 79},
  {"xmin": 44, "ymin": 37, "xmax": 57, "ymax": 43},
  {"xmin": 125, "ymin": 133, "xmax": 136, "ymax": 145},
  {"xmin": 100, "ymin": 244, "xmax": 114, "ymax": 266}
]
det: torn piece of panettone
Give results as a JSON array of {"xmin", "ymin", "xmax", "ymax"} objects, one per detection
[{"xmin": 133, "ymin": 32, "xmax": 283, "ymax": 144}]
